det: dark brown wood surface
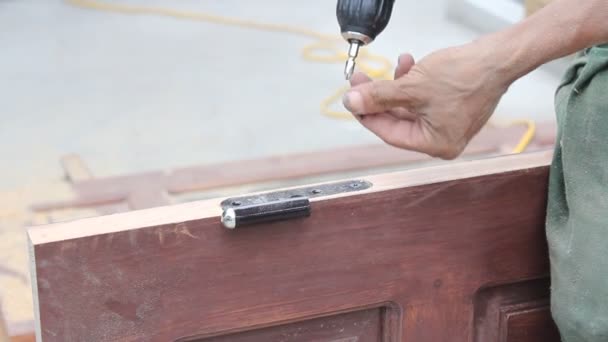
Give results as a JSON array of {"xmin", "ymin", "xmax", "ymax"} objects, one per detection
[{"xmin": 28, "ymin": 151, "xmax": 561, "ymax": 342}]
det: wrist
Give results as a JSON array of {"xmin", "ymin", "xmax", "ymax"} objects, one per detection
[
  {"xmin": 467, "ymin": 30, "xmax": 532, "ymax": 88},
  {"xmin": 471, "ymin": 23, "xmax": 569, "ymax": 86},
  {"xmin": 475, "ymin": 0, "xmax": 608, "ymax": 84}
]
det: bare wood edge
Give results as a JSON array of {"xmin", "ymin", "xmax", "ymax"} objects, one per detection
[
  {"xmin": 27, "ymin": 241, "xmax": 40, "ymax": 342},
  {"xmin": 26, "ymin": 149, "xmax": 553, "ymax": 246},
  {"xmin": 0, "ymin": 308, "xmax": 9, "ymax": 342}
]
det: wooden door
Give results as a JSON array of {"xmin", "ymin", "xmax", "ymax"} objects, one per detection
[{"xmin": 27, "ymin": 151, "xmax": 561, "ymax": 342}]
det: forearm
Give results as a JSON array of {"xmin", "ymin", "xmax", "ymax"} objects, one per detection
[{"xmin": 487, "ymin": 0, "xmax": 608, "ymax": 82}]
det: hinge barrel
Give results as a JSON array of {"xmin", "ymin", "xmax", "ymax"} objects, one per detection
[{"xmin": 221, "ymin": 197, "xmax": 310, "ymax": 229}]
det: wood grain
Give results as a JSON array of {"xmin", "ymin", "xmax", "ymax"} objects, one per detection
[
  {"xmin": 28, "ymin": 150, "xmax": 559, "ymax": 342},
  {"xmin": 181, "ymin": 307, "xmax": 392, "ymax": 342},
  {"xmin": 28, "ymin": 150, "xmax": 553, "ymax": 243}
]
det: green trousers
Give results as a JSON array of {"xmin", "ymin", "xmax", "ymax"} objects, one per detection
[{"xmin": 547, "ymin": 44, "xmax": 608, "ymax": 342}]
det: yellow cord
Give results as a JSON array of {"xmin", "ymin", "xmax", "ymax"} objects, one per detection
[
  {"xmin": 509, "ymin": 119, "xmax": 537, "ymax": 153},
  {"xmin": 64, "ymin": 0, "xmax": 392, "ymax": 120},
  {"xmin": 64, "ymin": 0, "xmax": 535, "ymax": 153}
]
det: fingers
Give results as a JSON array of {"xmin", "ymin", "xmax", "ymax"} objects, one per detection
[
  {"xmin": 345, "ymin": 57, "xmax": 457, "ymax": 159},
  {"xmin": 349, "ymin": 72, "xmax": 372, "ymax": 86},
  {"xmin": 358, "ymin": 114, "xmax": 428, "ymax": 153},
  {"xmin": 361, "ymin": 114, "xmax": 466, "ymax": 159},
  {"xmin": 347, "ymin": 65, "xmax": 418, "ymax": 120},
  {"xmin": 343, "ymin": 53, "xmax": 417, "ymax": 115},
  {"xmin": 394, "ymin": 53, "xmax": 415, "ymax": 80},
  {"xmin": 346, "ymin": 72, "xmax": 373, "ymax": 120},
  {"xmin": 387, "ymin": 107, "xmax": 418, "ymax": 121},
  {"xmin": 343, "ymin": 79, "xmax": 413, "ymax": 115}
]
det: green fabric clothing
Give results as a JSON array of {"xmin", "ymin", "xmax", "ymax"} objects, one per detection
[{"xmin": 547, "ymin": 44, "xmax": 608, "ymax": 341}]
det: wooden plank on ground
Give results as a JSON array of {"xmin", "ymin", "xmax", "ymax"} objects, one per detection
[
  {"xmin": 59, "ymin": 154, "xmax": 93, "ymax": 183},
  {"xmin": 28, "ymin": 150, "xmax": 559, "ymax": 342},
  {"xmin": 31, "ymin": 122, "xmax": 556, "ymax": 214}
]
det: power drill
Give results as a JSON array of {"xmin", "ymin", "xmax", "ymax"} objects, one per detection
[{"xmin": 336, "ymin": 0, "xmax": 396, "ymax": 79}]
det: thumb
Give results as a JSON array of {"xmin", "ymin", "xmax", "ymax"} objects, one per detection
[
  {"xmin": 343, "ymin": 79, "xmax": 412, "ymax": 115},
  {"xmin": 395, "ymin": 53, "xmax": 415, "ymax": 79}
]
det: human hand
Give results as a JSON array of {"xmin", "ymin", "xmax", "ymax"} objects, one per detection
[{"xmin": 343, "ymin": 41, "xmax": 513, "ymax": 159}]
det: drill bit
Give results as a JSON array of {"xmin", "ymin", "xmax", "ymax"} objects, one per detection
[{"xmin": 344, "ymin": 40, "xmax": 361, "ymax": 80}]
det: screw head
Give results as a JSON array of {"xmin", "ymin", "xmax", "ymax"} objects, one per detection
[{"xmin": 221, "ymin": 208, "xmax": 237, "ymax": 229}]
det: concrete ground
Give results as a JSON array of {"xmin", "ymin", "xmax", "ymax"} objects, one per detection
[{"xmin": 0, "ymin": 0, "xmax": 560, "ymax": 192}]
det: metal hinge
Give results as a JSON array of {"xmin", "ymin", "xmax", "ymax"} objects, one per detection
[{"xmin": 220, "ymin": 180, "xmax": 372, "ymax": 229}]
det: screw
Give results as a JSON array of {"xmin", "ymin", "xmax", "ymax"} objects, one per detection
[
  {"xmin": 350, "ymin": 182, "xmax": 361, "ymax": 189},
  {"xmin": 311, "ymin": 189, "xmax": 322, "ymax": 194},
  {"xmin": 231, "ymin": 201, "xmax": 242, "ymax": 206}
]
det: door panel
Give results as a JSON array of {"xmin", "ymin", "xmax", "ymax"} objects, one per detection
[
  {"xmin": 182, "ymin": 306, "xmax": 400, "ymax": 342},
  {"xmin": 474, "ymin": 278, "xmax": 560, "ymax": 342},
  {"xmin": 27, "ymin": 151, "xmax": 561, "ymax": 341}
]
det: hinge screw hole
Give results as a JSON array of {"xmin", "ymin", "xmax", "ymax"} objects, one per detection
[
  {"xmin": 311, "ymin": 189, "xmax": 322, "ymax": 194},
  {"xmin": 231, "ymin": 201, "xmax": 242, "ymax": 206}
]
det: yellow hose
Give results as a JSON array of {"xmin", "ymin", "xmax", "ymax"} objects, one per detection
[{"xmin": 64, "ymin": 0, "xmax": 536, "ymax": 153}]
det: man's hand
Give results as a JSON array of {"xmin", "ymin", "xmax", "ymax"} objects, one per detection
[
  {"xmin": 343, "ymin": 41, "xmax": 512, "ymax": 159},
  {"xmin": 343, "ymin": 0, "xmax": 608, "ymax": 159}
]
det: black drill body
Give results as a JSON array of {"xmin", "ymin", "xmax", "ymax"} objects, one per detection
[
  {"xmin": 336, "ymin": 0, "xmax": 396, "ymax": 79},
  {"xmin": 337, "ymin": 0, "xmax": 395, "ymax": 44}
]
